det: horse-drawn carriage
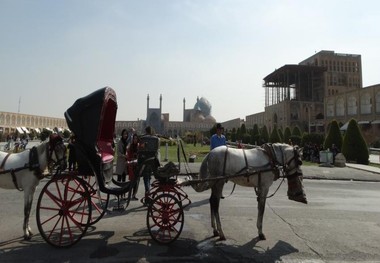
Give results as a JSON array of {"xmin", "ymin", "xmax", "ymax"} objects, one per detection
[
  {"xmin": 32, "ymin": 87, "xmax": 307, "ymax": 248},
  {"xmin": 34, "ymin": 87, "xmax": 192, "ymax": 247}
]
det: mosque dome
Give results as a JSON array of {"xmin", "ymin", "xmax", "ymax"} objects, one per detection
[
  {"xmin": 192, "ymin": 111, "xmax": 206, "ymax": 122},
  {"xmin": 204, "ymin": 115, "xmax": 216, "ymax": 123},
  {"xmin": 193, "ymin": 97, "xmax": 212, "ymax": 117}
]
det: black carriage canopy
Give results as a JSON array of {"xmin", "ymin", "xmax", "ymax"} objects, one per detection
[
  {"xmin": 64, "ymin": 87, "xmax": 119, "ymax": 193},
  {"xmin": 65, "ymin": 87, "xmax": 117, "ymax": 148}
]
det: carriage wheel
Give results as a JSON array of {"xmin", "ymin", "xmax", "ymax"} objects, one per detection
[
  {"xmin": 77, "ymin": 175, "xmax": 110, "ymax": 225},
  {"xmin": 147, "ymin": 193, "xmax": 184, "ymax": 244},
  {"xmin": 36, "ymin": 174, "xmax": 92, "ymax": 248}
]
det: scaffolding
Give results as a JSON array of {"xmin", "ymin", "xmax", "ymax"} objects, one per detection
[{"xmin": 263, "ymin": 64, "xmax": 326, "ymax": 107}]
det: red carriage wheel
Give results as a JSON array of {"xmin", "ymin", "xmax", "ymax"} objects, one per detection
[
  {"xmin": 36, "ymin": 174, "xmax": 92, "ymax": 248},
  {"xmin": 146, "ymin": 193, "xmax": 184, "ymax": 244},
  {"xmin": 77, "ymin": 175, "xmax": 110, "ymax": 225}
]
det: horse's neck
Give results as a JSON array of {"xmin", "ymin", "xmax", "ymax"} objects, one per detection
[{"xmin": 35, "ymin": 142, "xmax": 48, "ymax": 170}]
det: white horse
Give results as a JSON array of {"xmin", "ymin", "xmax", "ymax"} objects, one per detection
[
  {"xmin": 189, "ymin": 143, "xmax": 307, "ymax": 241},
  {"xmin": 0, "ymin": 134, "xmax": 67, "ymax": 240}
]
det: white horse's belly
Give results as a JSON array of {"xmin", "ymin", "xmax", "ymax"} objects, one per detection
[{"xmin": 229, "ymin": 172, "xmax": 275, "ymax": 188}]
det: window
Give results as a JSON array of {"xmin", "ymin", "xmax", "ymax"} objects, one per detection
[
  {"xmin": 376, "ymin": 92, "xmax": 380, "ymax": 113},
  {"xmin": 360, "ymin": 93, "xmax": 371, "ymax": 114},
  {"xmin": 347, "ymin": 96, "xmax": 357, "ymax": 115},
  {"xmin": 327, "ymin": 98, "xmax": 335, "ymax": 117},
  {"xmin": 336, "ymin": 97, "xmax": 344, "ymax": 116}
]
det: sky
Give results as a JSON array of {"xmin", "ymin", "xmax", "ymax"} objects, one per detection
[{"xmin": 1, "ymin": 0, "xmax": 380, "ymax": 123}]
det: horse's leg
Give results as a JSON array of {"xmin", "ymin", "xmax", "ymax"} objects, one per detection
[
  {"xmin": 209, "ymin": 192, "xmax": 217, "ymax": 237},
  {"xmin": 23, "ymin": 180, "xmax": 38, "ymax": 240},
  {"xmin": 210, "ymin": 181, "xmax": 225, "ymax": 240},
  {"xmin": 257, "ymin": 186, "xmax": 269, "ymax": 240}
]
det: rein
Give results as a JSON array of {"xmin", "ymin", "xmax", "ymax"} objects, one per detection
[{"xmin": 257, "ymin": 144, "xmax": 302, "ymax": 199}]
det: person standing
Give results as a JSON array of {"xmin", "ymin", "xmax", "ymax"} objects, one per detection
[
  {"xmin": 139, "ymin": 126, "xmax": 160, "ymax": 205},
  {"xmin": 126, "ymin": 133, "xmax": 140, "ymax": 200},
  {"xmin": 67, "ymin": 135, "xmax": 77, "ymax": 171},
  {"xmin": 115, "ymin": 129, "xmax": 128, "ymax": 182},
  {"xmin": 210, "ymin": 123, "xmax": 226, "ymax": 150}
]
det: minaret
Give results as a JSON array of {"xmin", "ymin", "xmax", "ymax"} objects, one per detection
[
  {"xmin": 147, "ymin": 94, "xmax": 150, "ymax": 110},
  {"xmin": 159, "ymin": 94, "xmax": 162, "ymax": 112},
  {"xmin": 146, "ymin": 94, "xmax": 150, "ymax": 120},
  {"xmin": 183, "ymin": 97, "xmax": 186, "ymax": 121}
]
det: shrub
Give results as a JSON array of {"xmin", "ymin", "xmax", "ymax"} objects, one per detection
[
  {"xmin": 269, "ymin": 125, "xmax": 281, "ymax": 143},
  {"xmin": 283, "ymin": 127, "xmax": 292, "ymax": 144},
  {"xmin": 341, "ymin": 119, "xmax": 369, "ymax": 164},
  {"xmin": 324, "ymin": 120, "xmax": 343, "ymax": 150},
  {"xmin": 260, "ymin": 126, "xmax": 269, "ymax": 144},
  {"xmin": 302, "ymin": 133, "xmax": 325, "ymax": 147},
  {"xmin": 290, "ymin": 126, "xmax": 302, "ymax": 146}
]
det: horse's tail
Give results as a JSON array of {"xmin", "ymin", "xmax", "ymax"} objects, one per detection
[{"xmin": 191, "ymin": 153, "xmax": 212, "ymax": 192}]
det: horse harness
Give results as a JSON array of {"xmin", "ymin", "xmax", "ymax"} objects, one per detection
[
  {"xmin": 0, "ymin": 144, "xmax": 51, "ymax": 191},
  {"xmin": 221, "ymin": 144, "xmax": 300, "ymax": 200},
  {"xmin": 220, "ymin": 145, "xmax": 280, "ymax": 199}
]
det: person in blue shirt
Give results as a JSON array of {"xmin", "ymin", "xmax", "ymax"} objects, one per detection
[{"xmin": 210, "ymin": 123, "xmax": 226, "ymax": 150}]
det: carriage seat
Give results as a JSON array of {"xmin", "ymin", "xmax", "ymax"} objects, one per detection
[
  {"xmin": 97, "ymin": 141, "xmax": 114, "ymax": 163},
  {"xmin": 157, "ymin": 161, "xmax": 179, "ymax": 179}
]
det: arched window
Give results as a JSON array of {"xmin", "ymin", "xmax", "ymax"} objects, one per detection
[
  {"xmin": 347, "ymin": 96, "xmax": 357, "ymax": 115},
  {"xmin": 336, "ymin": 97, "xmax": 344, "ymax": 116},
  {"xmin": 327, "ymin": 98, "xmax": 334, "ymax": 117},
  {"xmin": 360, "ymin": 93, "xmax": 371, "ymax": 114}
]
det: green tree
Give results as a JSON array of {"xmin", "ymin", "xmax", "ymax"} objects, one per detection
[
  {"xmin": 230, "ymin": 127, "xmax": 237, "ymax": 142},
  {"xmin": 283, "ymin": 127, "xmax": 292, "ymax": 144},
  {"xmin": 324, "ymin": 120, "xmax": 343, "ymax": 150},
  {"xmin": 260, "ymin": 125, "xmax": 269, "ymax": 144},
  {"xmin": 278, "ymin": 128, "xmax": 284, "ymax": 143},
  {"xmin": 342, "ymin": 119, "xmax": 369, "ymax": 165},
  {"xmin": 236, "ymin": 128, "xmax": 241, "ymax": 141},
  {"xmin": 250, "ymin": 124, "xmax": 260, "ymax": 145},
  {"xmin": 290, "ymin": 126, "xmax": 302, "ymax": 145},
  {"xmin": 302, "ymin": 133, "xmax": 324, "ymax": 147},
  {"xmin": 269, "ymin": 125, "xmax": 281, "ymax": 143},
  {"xmin": 40, "ymin": 128, "xmax": 52, "ymax": 141},
  {"xmin": 240, "ymin": 123, "xmax": 247, "ymax": 135}
]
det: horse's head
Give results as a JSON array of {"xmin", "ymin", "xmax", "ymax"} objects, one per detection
[
  {"xmin": 271, "ymin": 143, "xmax": 307, "ymax": 204},
  {"xmin": 48, "ymin": 134, "xmax": 67, "ymax": 173}
]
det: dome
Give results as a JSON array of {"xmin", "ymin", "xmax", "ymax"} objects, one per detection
[
  {"xmin": 204, "ymin": 115, "xmax": 216, "ymax": 123},
  {"xmin": 193, "ymin": 97, "xmax": 212, "ymax": 117},
  {"xmin": 192, "ymin": 111, "xmax": 205, "ymax": 122}
]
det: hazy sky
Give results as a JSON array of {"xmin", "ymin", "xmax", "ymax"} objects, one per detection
[{"xmin": 1, "ymin": 0, "xmax": 379, "ymax": 122}]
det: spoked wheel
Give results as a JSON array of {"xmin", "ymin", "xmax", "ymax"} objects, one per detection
[
  {"xmin": 78, "ymin": 175, "xmax": 110, "ymax": 225},
  {"xmin": 36, "ymin": 174, "xmax": 92, "ymax": 248},
  {"xmin": 147, "ymin": 193, "xmax": 184, "ymax": 244}
]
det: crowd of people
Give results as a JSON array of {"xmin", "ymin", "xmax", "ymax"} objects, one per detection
[
  {"xmin": 3, "ymin": 134, "xmax": 29, "ymax": 152},
  {"xmin": 302, "ymin": 142, "xmax": 340, "ymax": 164}
]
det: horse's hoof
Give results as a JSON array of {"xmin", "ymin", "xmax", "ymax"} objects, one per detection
[
  {"xmin": 218, "ymin": 236, "xmax": 226, "ymax": 241},
  {"xmin": 24, "ymin": 235, "xmax": 32, "ymax": 241},
  {"xmin": 213, "ymin": 230, "xmax": 219, "ymax": 237},
  {"xmin": 259, "ymin": 233, "xmax": 266, "ymax": 240}
]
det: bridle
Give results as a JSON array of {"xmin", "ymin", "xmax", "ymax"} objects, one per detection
[
  {"xmin": 263, "ymin": 143, "xmax": 303, "ymax": 178},
  {"xmin": 47, "ymin": 137, "xmax": 67, "ymax": 175}
]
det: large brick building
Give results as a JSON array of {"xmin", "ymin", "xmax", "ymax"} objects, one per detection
[{"xmin": 245, "ymin": 50, "xmax": 380, "ymax": 144}]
